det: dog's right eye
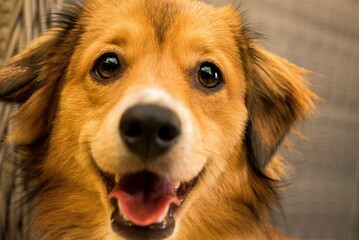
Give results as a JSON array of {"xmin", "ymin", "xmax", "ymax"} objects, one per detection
[{"xmin": 92, "ymin": 53, "xmax": 122, "ymax": 82}]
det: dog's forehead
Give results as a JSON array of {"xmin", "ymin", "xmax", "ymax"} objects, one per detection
[{"xmin": 81, "ymin": 0, "xmax": 240, "ymax": 48}]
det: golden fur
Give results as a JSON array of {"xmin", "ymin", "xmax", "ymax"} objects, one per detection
[{"xmin": 0, "ymin": 0, "xmax": 317, "ymax": 239}]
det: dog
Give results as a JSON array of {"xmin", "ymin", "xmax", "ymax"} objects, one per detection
[{"xmin": 0, "ymin": 0, "xmax": 317, "ymax": 239}]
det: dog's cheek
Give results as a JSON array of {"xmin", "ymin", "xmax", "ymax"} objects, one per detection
[
  {"xmin": 208, "ymin": 80, "xmax": 252, "ymax": 190},
  {"xmin": 199, "ymin": 94, "xmax": 248, "ymax": 156},
  {"xmin": 47, "ymin": 83, "xmax": 106, "ymax": 170},
  {"xmin": 194, "ymin": 106, "xmax": 247, "ymax": 183}
]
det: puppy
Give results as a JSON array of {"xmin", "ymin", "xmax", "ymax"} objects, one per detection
[{"xmin": 0, "ymin": 0, "xmax": 317, "ymax": 239}]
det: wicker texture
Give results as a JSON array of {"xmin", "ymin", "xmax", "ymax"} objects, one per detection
[{"xmin": 0, "ymin": 1, "xmax": 61, "ymax": 239}]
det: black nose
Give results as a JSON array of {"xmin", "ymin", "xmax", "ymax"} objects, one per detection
[{"xmin": 119, "ymin": 104, "xmax": 181, "ymax": 160}]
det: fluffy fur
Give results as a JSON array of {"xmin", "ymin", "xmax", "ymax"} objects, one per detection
[{"xmin": 0, "ymin": 0, "xmax": 317, "ymax": 239}]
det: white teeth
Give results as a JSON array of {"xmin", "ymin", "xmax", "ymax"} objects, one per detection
[
  {"xmin": 115, "ymin": 174, "xmax": 120, "ymax": 183},
  {"xmin": 156, "ymin": 206, "xmax": 169, "ymax": 224},
  {"xmin": 174, "ymin": 181, "xmax": 181, "ymax": 189}
]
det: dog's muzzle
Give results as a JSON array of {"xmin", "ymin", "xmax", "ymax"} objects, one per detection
[{"xmin": 97, "ymin": 104, "xmax": 199, "ymax": 240}]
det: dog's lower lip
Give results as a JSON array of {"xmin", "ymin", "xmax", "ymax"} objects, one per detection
[{"xmin": 99, "ymin": 170, "xmax": 199, "ymax": 239}]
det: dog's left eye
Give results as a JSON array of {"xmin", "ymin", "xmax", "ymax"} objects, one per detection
[
  {"xmin": 92, "ymin": 53, "xmax": 122, "ymax": 81},
  {"xmin": 197, "ymin": 62, "xmax": 223, "ymax": 89}
]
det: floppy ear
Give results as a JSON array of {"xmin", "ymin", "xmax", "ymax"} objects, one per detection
[
  {"xmin": 0, "ymin": 34, "xmax": 58, "ymax": 103},
  {"xmin": 244, "ymin": 44, "xmax": 317, "ymax": 172},
  {"xmin": 0, "ymin": 0, "xmax": 85, "ymax": 103}
]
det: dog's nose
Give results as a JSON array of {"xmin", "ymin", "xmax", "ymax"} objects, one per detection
[{"xmin": 119, "ymin": 104, "xmax": 181, "ymax": 160}]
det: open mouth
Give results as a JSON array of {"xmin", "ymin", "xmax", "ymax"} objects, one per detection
[{"xmin": 101, "ymin": 170, "xmax": 199, "ymax": 240}]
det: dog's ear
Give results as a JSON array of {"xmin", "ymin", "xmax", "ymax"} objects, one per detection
[
  {"xmin": 0, "ymin": 34, "xmax": 58, "ymax": 103},
  {"xmin": 244, "ymin": 44, "xmax": 317, "ymax": 172}
]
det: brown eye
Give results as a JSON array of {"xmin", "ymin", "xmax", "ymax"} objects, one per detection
[
  {"xmin": 93, "ymin": 53, "xmax": 122, "ymax": 81},
  {"xmin": 197, "ymin": 62, "xmax": 223, "ymax": 89}
]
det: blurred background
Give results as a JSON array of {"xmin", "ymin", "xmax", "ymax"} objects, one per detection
[{"xmin": 0, "ymin": 0, "xmax": 358, "ymax": 239}]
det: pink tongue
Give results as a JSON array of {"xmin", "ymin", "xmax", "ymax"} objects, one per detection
[{"xmin": 109, "ymin": 171, "xmax": 180, "ymax": 227}]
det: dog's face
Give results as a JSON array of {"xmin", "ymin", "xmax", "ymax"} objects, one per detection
[
  {"xmin": 58, "ymin": 1, "xmax": 248, "ymax": 238},
  {"xmin": 79, "ymin": 0, "xmax": 248, "ymax": 179},
  {"xmin": 0, "ymin": 0, "xmax": 316, "ymax": 239}
]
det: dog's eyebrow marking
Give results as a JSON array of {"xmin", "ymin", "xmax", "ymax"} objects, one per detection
[
  {"xmin": 108, "ymin": 38, "xmax": 128, "ymax": 47},
  {"xmin": 145, "ymin": 1, "xmax": 179, "ymax": 45}
]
